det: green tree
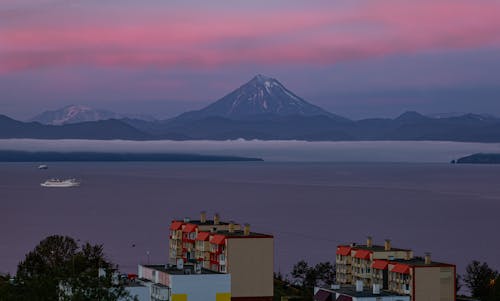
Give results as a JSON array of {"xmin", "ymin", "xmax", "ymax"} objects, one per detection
[
  {"xmin": 0, "ymin": 274, "xmax": 15, "ymax": 301},
  {"xmin": 16, "ymin": 235, "xmax": 79, "ymax": 300},
  {"xmin": 291, "ymin": 260, "xmax": 318, "ymax": 288},
  {"xmin": 463, "ymin": 260, "xmax": 498, "ymax": 300},
  {"xmin": 13, "ymin": 235, "xmax": 134, "ymax": 301},
  {"xmin": 485, "ymin": 276, "xmax": 500, "ymax": 301},
  {"xmin": 456, "ymin": 274, "xmax": 462, "ymax": 295},
  {"xmin": 314, "ymin": 262, "xmax": 336, "ymax": 287}
]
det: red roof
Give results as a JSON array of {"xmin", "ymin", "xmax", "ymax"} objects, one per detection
[
  {"xmin": 336, "ymin": 246, "xmax": 352, "ymax": 256},
  {"xmin": 196, "ymin": 232, "xmax": 210, "ymax": 241},
  {"xmin": 314, "ymin": 289, "xmax": 333, "ymax": 301},
  {"xmin": 372, "ymin": 260, "xmax": 389, "ymax": 270},
  {"xmin": 354, "ymin": 249, "xmax": 372, "ymax": 260},
  {"xmin": 182, "ymin": 223, "xmax": 197, "ymax": 233},
  {"xmin": 210, "ymin": 234, "xmax": 226, "ymax": 245},
  {"xmin": 336, "ymin": 296, "xmax": 353, "ymax": 301},
  {"xmin": 170, "ymin": 221, "xmax": 183, "ymax": 230},
  {"xmin": 391, "ymin": 264, "xmax": 411, "ymax": 274}
]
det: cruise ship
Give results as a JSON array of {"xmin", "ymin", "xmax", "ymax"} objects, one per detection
[{"xmin": 40, "ymin": 178, "xmax": 80, "ymax": 188}]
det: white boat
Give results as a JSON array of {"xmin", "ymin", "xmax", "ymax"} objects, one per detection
[
  {"xmin": 38, "ymin": 165, "xmax": 48, "ymax": 170},
  {"xmin": 40, "ymin": 178, "xmax": 80, "ymax": 188}
]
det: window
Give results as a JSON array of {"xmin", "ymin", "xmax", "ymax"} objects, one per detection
[{"xmin": 220, "ymin": 265, "xmax": 226, "ymax": 272}]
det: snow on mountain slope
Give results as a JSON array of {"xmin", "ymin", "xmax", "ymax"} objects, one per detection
[
  {"xmin": 175, "ymin": 74, "xmax": 349, "ymax": 122},
  {"xmin": 30, "ymin": 105, "xmax": 122, "ymax": 125}
]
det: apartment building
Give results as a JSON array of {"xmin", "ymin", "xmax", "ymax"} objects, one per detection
[
  {"xmin": 336, "ymin": 237, "xmax": 413, "ymax": 287},
  {"xmin": 387, "ymin": 254, "xmax": 455, "ymax": 301},
  {"xmin": 334, "ymin": 237, "xmax": 456, "ymax": 301},
  {"xmin": 169, "ymin": 212, "xmax": 241, "ymax": 265},
  {"xmin": 169, "ymin": 212, "xmax": 274, "ymax": 301}
]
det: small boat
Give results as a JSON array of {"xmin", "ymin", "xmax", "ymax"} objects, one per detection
[
  {"xmin": 38, "ymin": 165, "xmax": 48, "ymax": 170},
  {"xmin": 40, "ymin": 178, "xmax": 80, "ymax": 188}
]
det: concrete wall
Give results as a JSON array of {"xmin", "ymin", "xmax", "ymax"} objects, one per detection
[
  {"xmin": 123, "ymin": 285, "xmax": 150, "ymax": 301},
  {"xmin": 372, "ymin": 250, "xmax": 413, "ymax": 260},
  {"xmin": 414, "ymin": 266, "xmax": 455, "ymax": 301},
  {"xmin": 226, "ymin": 237, "xmax": 274, "ymax": 298},
  {"xmin": 170, "ymin": 273, "xmax": 231, "ymax": 301},
  {"xmin": 198, "ymin": 224, "xmax": 241, "ymax": 232}
]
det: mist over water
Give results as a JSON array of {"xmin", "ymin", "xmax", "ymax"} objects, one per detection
[{"xmin": 2, "ymin": 139, "xmax": 500, "ymax": 162}]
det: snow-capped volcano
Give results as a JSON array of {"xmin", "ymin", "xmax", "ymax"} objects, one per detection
[
  {"xmin": 30, "ymin": 105, "xmax": 122, "ymax": 125},
  {"xmin": 175, "ymin": 74, "xmax": 348, "ymax": 121}
]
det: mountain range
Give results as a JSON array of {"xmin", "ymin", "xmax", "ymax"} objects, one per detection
[{"xmin": 2, "ymin": 74, "xmax": 500, "ymax": 142}]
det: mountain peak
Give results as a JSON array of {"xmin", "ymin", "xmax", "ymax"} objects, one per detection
[
  {"xmin": 251, "ymin": 74, "xmax": 275, "ymax": 83},
  {"xmin": 175, "ymin": 75, "xmax": 350, "ymax": 122},
  {"xmin": 396, "ymin": 111, "xmax": 429, "ymax": 121},
  {"xmin": 30, "ymin": 105, "xmax": 122, "ymax": 125}
]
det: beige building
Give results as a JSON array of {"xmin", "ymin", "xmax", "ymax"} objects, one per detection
[
  {"xmin": 335, "ymin": 238, "xmax": 456, "ymax": 301},
  {"xmin": 387, "ymin": 254, "xmax": 455, "ymax": 301},
  {"xmin": 169, "ymin": 212, "xmax": 241, "ymax": 265},
  {"xmin": 169, "ymin": 212, "xmax": 274, "ymax": 301},
  {"xmin": 336, "ymin": 237, "xmax": 413, "ymax": 287}
]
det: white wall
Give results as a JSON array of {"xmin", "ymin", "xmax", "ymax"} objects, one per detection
[
  {"xmin": 170, "ymin": 273, "xmax": 231, "ymax": 301},
  {"xmin": 124, "ymin": 285, "xmax": 150, "ymax": 301}
]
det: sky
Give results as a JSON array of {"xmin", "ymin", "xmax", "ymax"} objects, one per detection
[{"xmin": 1, "ymin": 0, "xmax": 500, "ymax": 120}]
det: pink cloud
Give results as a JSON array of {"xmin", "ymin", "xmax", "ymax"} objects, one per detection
[{"xmin": 1, "ymin": 1, "xmax": 500, "ymax": 74}]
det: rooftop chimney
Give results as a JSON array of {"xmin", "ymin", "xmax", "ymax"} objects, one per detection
[
  {"xmin": 366, "ymin": 236, "xmax": 373, "ymax": 248},
  {"xmin": 425, "ymin": 252, "xmax": 432, "ymax": 265},
  {"xmin": 384, "ymin": 239, "xmax": 391, "ymax": 251},
  {"xmin": 200, "ymin": 211, "xmax": 207, "ymax": 223},
  {"xmin": 214, "ymin": 213, "xmax": 220, "ymax": 225},
  {"xmin": 244, "ymin": 224, "xmax": 251, "ymax": 236},
  {"xmin": 228, "ymin": 221, "xmax": 235, "ymax": 233},
  {"xmin": 356, "ymin": 280, "xmax": 363, "ymax": 292}
]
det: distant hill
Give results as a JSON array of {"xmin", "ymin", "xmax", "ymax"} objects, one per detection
[
  {"xmin": 0, "ymin": 115, "xmax": 149, "ymax": 140},
  {"xmin": 455, "ymin": 153, "xmax": 500, "ymax": 164},
  {"xmin": 0, "ymin": 151, "xmax": 262, "ymax": 162},
  {"xmin": 30, "ymin": 105, "xmax": 156, "ymax": 125}
]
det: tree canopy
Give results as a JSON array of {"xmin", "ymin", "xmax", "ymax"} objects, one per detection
[
  {"xmin": 290, "ymin": 260, "xmax": 336, "ymax": 288},
  {"xmin": 463, "ymin": 260, "xmax": 499, "ymax": 301},
  {"xmin": 3, "ymin": 235, "xmax": 134, "ymax": 301}
]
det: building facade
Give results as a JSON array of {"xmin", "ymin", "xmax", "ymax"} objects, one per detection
[
  {"xmin": 336, "ymin": 237, "xmax": 413, "ymax": 287},
  {"xmin": 138, "ymin": 264, "xmax": 231, "ymax": 301},
  {"xmin": 169, "ymin": 212, "xmax": 274, "ymax": 301},
  {"xmin": 169, "ymin": 212, "xmax": 241, "ymax": 266},
  {"xmin": 335, "ymin": 238, "xmax": 456, "ymax": 301}
]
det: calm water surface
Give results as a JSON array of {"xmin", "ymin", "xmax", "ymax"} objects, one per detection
[{"xmin": 1, "ymin": 162, "xmax": 499, "ymax": 276}]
